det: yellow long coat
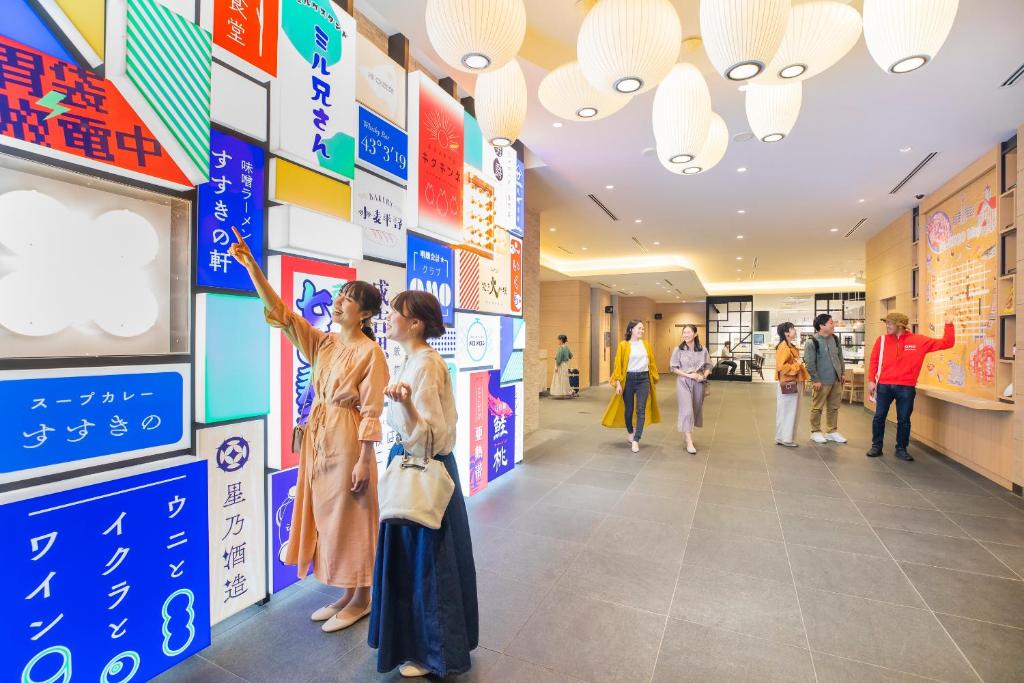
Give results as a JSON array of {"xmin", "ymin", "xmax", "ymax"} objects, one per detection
[{"xmin": 602, "ymin": 339, "xmax": 661, "ymax": 428}]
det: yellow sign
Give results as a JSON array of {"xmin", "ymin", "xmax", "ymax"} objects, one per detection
[
  {"xmin": 920, "ymin": 169, "xmax": 999, "ymax": 399},
  {"xmin": 269, "ymin": 158, "xmax": 352, "ymax": 220}
]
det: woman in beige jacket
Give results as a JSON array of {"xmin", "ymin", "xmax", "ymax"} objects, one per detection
[{"xmin": 775, "ymin": 322, "xmax": 811, "ymax": 447}]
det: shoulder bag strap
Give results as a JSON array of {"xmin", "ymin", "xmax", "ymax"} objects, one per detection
[{"xmin": 875, "ymin": 334, "xmax": 885, "ymax": 383}]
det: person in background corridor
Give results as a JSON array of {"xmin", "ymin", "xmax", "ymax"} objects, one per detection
[
  {"xmin": 775, "ymin": 322, "xmax": 810, "ymax": 448},
  {"xmin": 669, "ymin": 324, "xmax": 712, "ymax": 454},
  {"xmin": 603, "ymin": 320, "xmax": 660, "ymax": 453},
  {"xmin": 804, "ymin": 313, "xmax": 848, "ymax": 444},
  {"xmin": 228, "ymin": 228, "xmax": 387, "ymax": 633},
  {"xmin": 717, "ymin": 340, "xmax": 738, "ymax": 375},
  {"xmin": 370, "ymin": 290, "xmax": 478, "ymax": 678},
  {"xmin": 867, "ymin": 312, "xmax": 956, "ymax": 461},
  {"xmin": 550, "ymin": 334, "xmax": 574, "ymax": 398}
]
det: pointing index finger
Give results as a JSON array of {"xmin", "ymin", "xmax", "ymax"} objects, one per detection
[{"xmin": 231, "ymin": 226, "xmax": 244, "ymax": 243}]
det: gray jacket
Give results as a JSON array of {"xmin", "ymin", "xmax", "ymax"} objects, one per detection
[{"xmin": 803, "ymin": 334, "xmax": 845, "ymax": 384}]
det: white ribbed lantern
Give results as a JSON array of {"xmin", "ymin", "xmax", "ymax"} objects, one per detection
[
  {"xmin": 652, "ymin": 63, "xmax": 712, "ymax": 165},
  {"xmin": 659, "ymin": 112, "xmax": 729, "ymax": 175},
  {"xmin": 475, "ymin": 58, "xmax": 527, "ymax": 146},
  {"xmin": 577, "ymin": 0, "xmax": 682, "ymax": 95},
  {"xmin": 863, "ymin": 0, "xmax": 958, "ymax": 74},
  {"xmin": 425, "ymin": 0, "xmax": 527, "ymax": 73},
  {"xmin": 745, "ymin": 81, "xmax": 802, "ymax": 142},
  {"xmin": 757, "ymin": 1, "xmax": 862, "ymax": 82},
  {"xmin": 700, "ymin": 0, "xmax": 791, "ymax": 81},
  {"xmin": 538, "ymin": 62, "xmax": 632, "ymax": 122}
]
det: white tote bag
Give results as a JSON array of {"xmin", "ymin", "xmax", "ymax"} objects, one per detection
[{"xmin": 378, "ymin": 430, "xmax": 454, "ymax": 530}]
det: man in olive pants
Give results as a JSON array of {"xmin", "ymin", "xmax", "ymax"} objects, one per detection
[{"xmin": 803, "ymin": 314, "xmax": 847, "ymax": 444}]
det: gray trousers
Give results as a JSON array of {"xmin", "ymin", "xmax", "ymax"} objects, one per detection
[{"xmin": 623, "ymin": 372, "xmax": 651, "ymax": 441}]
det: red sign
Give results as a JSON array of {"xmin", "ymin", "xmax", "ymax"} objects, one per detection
[
  {"xmin": 213, "ymin": 0, "xmax": 279, "ymax": 76},
  {"xmin": 0, "ymin": 36, "xmax": 189, "ymax": 187},
  {"xmin": 467, "ymin": 370, "xmax": 489, "ymax": 496},
  {"xmin": 510, "ymin": 236, "xmax": 522, "ymax": 315},
  {"xmin": 418, "ymin": 81, "xmax": 463, "ymax": 238}
]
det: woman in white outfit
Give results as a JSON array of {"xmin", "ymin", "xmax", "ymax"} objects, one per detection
[
  {"xmin": 550, "ymin": 334, "xmax": 574, "ymax": 398},
  {"xmin": 775, "ymin": 322, "xmax": 810, "ymax": 447}
]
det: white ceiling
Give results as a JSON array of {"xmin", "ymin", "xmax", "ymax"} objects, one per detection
[{"xmin": 362, "ymin": 0, "xmax": 1024, "ymax": 302}]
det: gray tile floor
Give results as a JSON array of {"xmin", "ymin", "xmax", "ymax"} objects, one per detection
[{"xmin": 157, "ymin": 382, "xmax": 1024, "ymax": 682}]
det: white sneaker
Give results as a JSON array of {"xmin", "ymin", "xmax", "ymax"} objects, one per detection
[
  {"xmin": 400, "ymin": 662, "xmax": 431, "ymax": 678},
  {"xmin": 826, "ymin": 431, "xmax": 848, "ymax": 443},
  {"xmin": 810, "ymin": 432, "xmax": 827, "ymax": 444}
]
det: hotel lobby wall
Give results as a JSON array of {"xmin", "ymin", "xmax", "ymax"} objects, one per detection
[
  {"xmin": 652, "ymin": 303, "xmax": 707, "ymax": 372},
  {"xmin": 865, "ymin": 141, "xmax": 1023, "ymax": 491},
  {"xmin": 540, "ymin": 280, "xmax": 593, "ymax": 388},
  {"xmin": 616, "ymin": 296, "xmax": 658, "ymax": 351}
]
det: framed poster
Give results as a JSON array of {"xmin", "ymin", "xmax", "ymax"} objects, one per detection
[
  {"xmin": 407, "ymin": 71, "xmax": 463, "ymax": 244},
  {"xmin": 467, "ymin": 370, "xmax": 489, "ymax": 496},
  {"xmin": 356, "ymin": 33, "xmax": 406, "ymax": 127},
  {"xmin": 0, "ymin": 159, "xmax": 190, "ymax": 358},
  {"xmin": 407, "ymin": 232, "xmax": 455, "ymax": 325},
  {"xmin": 487, "ymin": 369, "xmax": 515, "ymax": 482},
  {"xmin": 0, "ymin": 458, "xmax": 210, "ymax": 682},
  {"xmin": 197, "ymin": 129, "xmax": 266, "ymax": 292},
  {"xmin": 267, "ymin": 256, "xmax": 356, "ymax": 469},
  {"xmin": 514, "ymin": 158, "xmax": 525, "ymax": 238},
  {"xmin": 270, "ymin": 0, "xmax": 356, "ymax": 180},
  {"xmin": 463, "ymin": 165, "xmax": 497, "ymax": 255},
  {"xmin": 267, "ymin": 466, "xmax": 309, "ymax": 593},
  {"xmin": 357, "ymin": 106, "xmax": 408, "ymax": 184},
  {"xmin": 478, "ymin": 232, "xmax": 511, "ymax": 315},
  {"xmin": 0, "ymin": 363, "xmax": 190, "ymax": 484},
  {"xmin": 199, "ymin": 419, "xmax": 266, "ymax": 624},
  {"xmin": 510, "ymin": 235, "xmax": 523, "ymax": 314},
  {"xmin": 485, "ymin": 144, "xmax": 517, "ymax": 232},
  {"xmin": 455, "ymin": 312, "xmax": 500, "ymax": 371},
  {"xmin": 210, "ymin": 0, "xmax": 279, "ymax": 77},
  {"xmin": 354, "ymin": 169, "xmax": 406, "ymax": 263},
  {"xmin": 0, "ymin": 35, "xmax": 190, "ymax": 189}
]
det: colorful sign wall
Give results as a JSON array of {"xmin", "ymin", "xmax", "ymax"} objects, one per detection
[
  {"xmin": 267, "ymin": 256, "xmax": 356, "ymax": 469},
  {"xmin": 0, "ymin": 458, "xmax": 210, "ymax": 682},
  {"xmin": 271, "ymin": 0, "xmax": 356, "ymax": 180},
  {"xmin": 199, "ymin": 420, "xmax": 266, "ymax": 624},
  {"xmin": 197, "ymin": 129, "xmax": 266, "ymax": 291},
  {"xmin": 921, "ymin": 169, "xmax": 999, "ymax": 398},
  {"xmin": 407, "ymin": 232, "xmax": 455, "ymax": 325},
  {"xmin": 0, "ymin": 364, "xmax": 190, "ymax": 483}
]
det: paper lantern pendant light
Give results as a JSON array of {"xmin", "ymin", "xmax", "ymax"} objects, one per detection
[
  {"xmin": 745, "ymin": 81, "xmax": 802, "ymax": 142},
  {"xmin": 652, "ymin": 63, "xmax": 712, "ymax": 165},
  {"xmin": 863, "ymin": 0, "xmax": 958, "ymax": 74},
  {"xmin": 425, "ymin": 0, "xmax": 527, "ymax": 73},
  {"xmin": 475, "ymin": 58, "xmax": 527, "ymax": 146},
  {"xmin": 659, "ymin": 112, "xmax": 729, "ymax": 175},
  {"xmin": 538, "ymin": 62, "xmax": 633, "ymax": 122},
  {"xmin": 577, "ymin": 0, "xmax": 683, "ymax": 95},
  {"xmin": 700, "ymin": 0, "xmax": 791, "ymax": 81},
  {"xmin": 758, "ymin": 1, "xmax": 862, "ymax": 83}
]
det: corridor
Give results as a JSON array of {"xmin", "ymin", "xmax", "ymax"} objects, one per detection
[{"xmin": 159, "ymin": 383, "xmax": 1024, "ymax": 682}]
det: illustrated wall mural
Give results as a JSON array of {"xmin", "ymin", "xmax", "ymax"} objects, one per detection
[
  {"xmin": 0, "ymin": 4, "xmax": 526, "ymax": 677},
  {"xmin": 920, "ymin": 169, "xmax": 999, "ymax": 399}
]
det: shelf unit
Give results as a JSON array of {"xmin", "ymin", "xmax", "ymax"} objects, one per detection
[
  {"xmin": 815, "ymin": 292, "xmax": 866, "ymax": 363},
  {"xmin": 997, "ymin": 137, "xmax": 1017, "ymax": 404}
]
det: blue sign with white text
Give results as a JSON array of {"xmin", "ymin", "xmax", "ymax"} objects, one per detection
[
  {"xmin": 0, "ymin": 460, "xmax": 211, "ymax": 682},
  {"xmin": 0, "ymin": 367, "xmax": 188, "ymax": 478},
  {"xmin": 407, "ymin": 232, "xmax": 454, "ymax": 325},
  {"xmin": 357, "ymin": 106, "xmax": 409, "ymax": 183},
  {"xmin": 197, "ymin": 129, "xmax": 266, "ymax": 291}
]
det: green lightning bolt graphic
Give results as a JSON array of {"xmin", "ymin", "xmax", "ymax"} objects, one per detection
[{"xmin": 36, "ymin": 91, "xmax": 69, "ymax": 120}]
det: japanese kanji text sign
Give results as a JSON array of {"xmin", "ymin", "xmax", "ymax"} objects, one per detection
[
  {"xmin": 213, "ymin": 0, "xmax": 279, "ymax": 76},
  {"xmin": 487, "ymin": 369, "xmax": 515, "ymax": 482},
  {"xmin": 0, "ymin": 458, "xmax": 210, "ymax": 681},
  {"xmin": 407, "ymin": 72, "xmax": 463, "ymax": 244},
  {"xmin": 407, "ymin": 232, "xmax": 454, "ymax": 326},
  {"xmin": 353, "ymin": 169, "xmax": 406, "ymax": 263}
]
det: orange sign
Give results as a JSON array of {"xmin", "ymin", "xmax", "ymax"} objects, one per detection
[{"xmin": 213, "ymin": 0, "xmax": 279, "ymax": 76}]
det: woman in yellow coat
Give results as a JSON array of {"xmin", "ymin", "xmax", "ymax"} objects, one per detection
[{"xmin": 602, "ymin": 320, "xmax": 660, "ymax": 452}]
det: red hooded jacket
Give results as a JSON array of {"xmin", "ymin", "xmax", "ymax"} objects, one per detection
[{"xmin": 868, "ymin": 324, "xmax": 955, "ymax": 387}]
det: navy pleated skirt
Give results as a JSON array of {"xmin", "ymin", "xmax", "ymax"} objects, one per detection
[{"xmin": 368, "ymin": 447, "xmax": 479, "ymax": 676}]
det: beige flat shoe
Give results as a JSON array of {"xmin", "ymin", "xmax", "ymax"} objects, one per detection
[
  {"xmin": 321, "ymin": 604, "xmax": 370, "ymax": 632},
  {"xmin": 310, "ymin": 604, "xmax": 341, "ymax": 622},
  {"xmin": 400, "ymin": 662, "xmax": 432, "ymax": 678}
]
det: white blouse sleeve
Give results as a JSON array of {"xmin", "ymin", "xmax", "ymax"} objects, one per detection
[{"xmin": 392, "ymin": 357, "xmax": 451, "ymax": 460}]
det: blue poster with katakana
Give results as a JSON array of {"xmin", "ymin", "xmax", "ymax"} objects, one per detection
[
  {"xmin": 0, "ymin": 365, "xmax": 190, "ymax": 482},
  {"xmin": 196, "ymin": 129, "xmax": 266, "ymax": 291},
  {"xmin": 0, "ymin": 458, "xmax": 211, "ymax": 682},
  {"xmin": 407, "ymin": 232, "xmax": 454, "ymax": 326}
]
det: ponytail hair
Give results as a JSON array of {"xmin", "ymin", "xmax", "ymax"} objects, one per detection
[
  {"xmin": 340, "ymin": 281, "xmax": 383, "ymax": 341},
  {"xmin": 776, "ymin": 321, "xmax": 795, "ymax": 349}
]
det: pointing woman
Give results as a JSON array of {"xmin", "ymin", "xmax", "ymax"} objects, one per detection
[
  {"xmin": 670, "ymin": 325, "xmax": 712, "ymax": 454},
  {"xmin": 229, "ymin": 228, "xmax": 389, "ymax": 633},
  {"xmin": 602, "ymin": 320, "xmax": 660, "ymax": 452}
]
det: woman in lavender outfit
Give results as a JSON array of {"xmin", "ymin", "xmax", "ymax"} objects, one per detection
[{"xmin": 670, "ymin": 325, "xmax": 712, "ymax": 454}]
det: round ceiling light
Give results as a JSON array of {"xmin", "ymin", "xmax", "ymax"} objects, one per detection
[
  {"xmin": 538, "ymin": 61, "xmax": 632, "ymax": 122},
  {"xmin": 658, "ymin": 111, "xmax": 729, "ymax": 176},
  {"xmin": 475, "ymin": 58, "xmax": 527, "ymax": 147},
  {"xmin": 863, "ymin": 0, "xmax": 958, "ymax": 74},
  {"xmin": 745, "ymin": 81, "xmax": 802, "ymax": 143},
  {"xmin": 652, "ymin": 63, "xmax": 712, "ymax": 170},
  {"xmin": 577, "ymin": 0, "xmax": 682, "ymax": 95},
  {"xmin": 426, "ymin": 0, "xmax": 526, "ymax": 73},
  {"xmin": 700, "ymin": 0, "xmax": 790, "ymax": 82},
  {"xmin": 756, "ymin": 1, "xmax": 862, "ymax": 84}
]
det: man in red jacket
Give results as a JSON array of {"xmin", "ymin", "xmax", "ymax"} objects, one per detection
[{"xmin": 867, "ymin": 312, "xmax": 955, "ymax": 461}]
